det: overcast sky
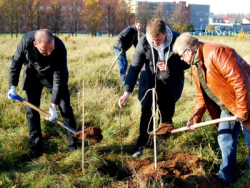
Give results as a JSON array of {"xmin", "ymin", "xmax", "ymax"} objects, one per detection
[{"xmin": 143, "ymin": 0, "xmax": 250, "ymax": 14}]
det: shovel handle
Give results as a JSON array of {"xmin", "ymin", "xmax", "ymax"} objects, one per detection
[
  {"xmin": 22, "ymin": 100, "xmax": 77, "ymax": 134},
  {"xmin": 106, "ymin": 50, "xmax": 123, "ymax": 76},
  {"xmin": 171, "ymin": 116, "xmax": 237, "ymax": 134}
]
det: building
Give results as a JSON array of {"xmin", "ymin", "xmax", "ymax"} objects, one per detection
[{"xmin": 189, "ymin": 4, "xmax": 210, "ymax": 30}]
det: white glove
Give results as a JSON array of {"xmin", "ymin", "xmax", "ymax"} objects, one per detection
[
  {"xmin": 7, "ymin": 86, "xmax": 17, "ymax": 99},
  {"xmin": 45, "ymin": 106, "xmax": 58, "ymax": 121}
]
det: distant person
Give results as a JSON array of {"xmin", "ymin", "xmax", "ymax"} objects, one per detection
[
  {"xmin": 113, "ymin": 20, "xmax": 142, "ymax": 82},
  {"xmin": 7, "ymin": 29, "xmax": 78, "ymax": 160},
  {"xmin": 173, "ymin": 32, "xmax": 250, "ymax": 185},
  {"xmin": 118, "ymin": 18, "xmax": 190, "ymax": 157}
]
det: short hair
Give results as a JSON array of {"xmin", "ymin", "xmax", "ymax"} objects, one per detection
[
  {"xmin": 35, "ymin": 29, "xmax": 54, "ymax": 44},
  {"xmin": 146, "ymin": 18, "xmax": 166, "ymax": 37},
  {"xmin": 134, "ymin": 20, "xmax": 142, "ymax": 25},
  {"xmin": 173, "ymin": 32, "xmax": 199, "ymax": 55}
]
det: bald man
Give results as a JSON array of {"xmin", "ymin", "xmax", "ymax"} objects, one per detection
[{"xmin": 7, "ymin": 29, "xmax": 78, "ymax": 160}]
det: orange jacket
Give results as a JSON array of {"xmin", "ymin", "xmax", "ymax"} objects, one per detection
[{"xmin": 190, "ymin": 42, "xmax": 250, "ymax": 132}]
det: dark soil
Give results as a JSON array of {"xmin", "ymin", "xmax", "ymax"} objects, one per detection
[{"xmin": 74, "ymin": 126, "xmax": 103, "ymax": 143}]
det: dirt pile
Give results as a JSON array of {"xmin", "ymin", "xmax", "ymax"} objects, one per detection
[
  {"xmin": 74, "ymin": 126, "xmax": 103, "ymax": 143},
  {"xmin": 149, "ymin": 123, "xmax": 175, "ymax": 137},
  {"xmin": 124, "ymin": 153, "xmax": 228, "ymax": 188}
]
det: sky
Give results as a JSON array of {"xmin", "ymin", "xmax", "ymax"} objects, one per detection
[
  {"xmin": 184, "ymin": 0, "xmax": 250, "ymax": 14},
  {"xmin": 145, "ymin": 0, "xmax": 250, "ymax": 15}
]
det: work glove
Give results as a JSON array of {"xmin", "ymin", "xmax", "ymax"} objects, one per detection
[
  {"xmin": 7, "ymin": 86, "xmax": 17, "ymax": 99},
  {"xmin": 45, "ymin": 106, "xmax": 58, "ymax": 122}
]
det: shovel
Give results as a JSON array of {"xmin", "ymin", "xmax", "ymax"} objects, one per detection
[
  {"xmin": 150, "ymin": 116, "xmax": 237, "ymax": 137},
  {"xmin": 106, "ymin": 50, "xmax": 123, "ymax": 76},
  {"xmin": 9, "ymin": 94, "xmax": 83, "ymax": 138}
]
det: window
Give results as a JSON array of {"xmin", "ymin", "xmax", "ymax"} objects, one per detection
[
  {"xmin": 196, "ymin": 11, "xmax": 199, "ymax": 15},
  {"xmin": 23, "ymin": 14, "xmax": 26, "ymax": 19},
  {"xmin": 195, "ymin": 24, "xmax": 198, "ymax": 27},
  {"xmin": 204, "ymin": 18, "xmax": 207, "ymax": 22},
  {"xmin": 39, "ymin": 6, "xmax": 43, "ymax": 10},
  {"xmin": 196, "ymin": 18, "xmax": 198, "ymax": 22},
  {"xmin": 0, "ymin": 23, "xmax": 1, "ymax": 28},
  {"xmin": 205, "ymin": 12, "xmax": 208, "ymax": 16},
  {"xmin": 77, "ymin": 7, "xmax": 81, "ymax": 11},
  {"xmin": 62, "ymin": 6, "xmax": 66, "ymax": 11},
  {"xmin": 63, "ymin": 25, "xmax": 66, "ymax": 29},
  {"xmin": 47, "ymin": 6, "xmax": 50, "ymax": 10},
  {"xmin": 200, "ymin": 18, "xmax": 203, "ymax": 22},
  {"xmin": 62, "ymin": 15, "xmax": 66, "ymax": 20},
  {"xmin": 70, "ymin": 6, "xmax": 73, "ymax": 11},
  {"xmin": 186, "ymin": 11, "xmax": 188, "ymax": 14},
  {"xmin": 200, "ymin": 12, "xmax": 203, "ymax": 16},
  {"xmin": 23, "ymin": 25, "xmax": 26, "ymax": 29}
]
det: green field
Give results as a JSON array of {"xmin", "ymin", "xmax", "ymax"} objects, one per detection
[{"xmin": 0, "ymin": 34, "xmax": 250, "ymax": 187}]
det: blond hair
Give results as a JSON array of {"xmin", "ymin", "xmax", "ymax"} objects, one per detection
[
  {"xmin": 146, "ymin": 18, "xmax": 166, "ymax": 37},
  {"xmin": 173, "ymin": 32, "xmax": 198, "ymax": 55}
]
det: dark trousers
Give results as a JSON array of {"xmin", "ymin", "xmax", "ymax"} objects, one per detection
[
  {"xmin": 135, "ymin": 79, "xmax": 175, "ymax": 151},
  {"xmin": 25, "ymin": 79, "xmax": 77, "ymax": 157}
]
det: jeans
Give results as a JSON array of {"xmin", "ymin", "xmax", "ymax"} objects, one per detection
[
  {"xmin": 114, "ymin": 47, "xmax": 128, "ymax": 75},
  {"xmin": 217, "ymin": 110, "xmax": 250, "ymax": 183},
  {"xmin": 242, "ymin": 125, "xmax": 250, "ymax": 169}
]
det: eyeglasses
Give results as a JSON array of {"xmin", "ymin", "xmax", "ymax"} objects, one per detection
[
  {"xmin": 180, "ymin": 49, "xmax": 188, "ymax": 57},
  {"xmin": 37, "ymin": 45, "xmax": 55, "ymax": 55}
]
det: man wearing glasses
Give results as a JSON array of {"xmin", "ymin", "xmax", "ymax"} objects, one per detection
[
  {"xmin": 7, "ymin": 29, "xmax": 78, "ymax": 160},
  {"xmin": 173, "ymin": 32, "xmax": 250, "ymax": 185}
]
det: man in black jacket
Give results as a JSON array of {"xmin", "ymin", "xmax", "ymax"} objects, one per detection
[
  {"xmin": 7, "ymin": 29, "xmax": 78, "ymax": 159},
  {"xmin": 118, "ymin": 18, "xmax": 190, "ymax": 157},
  {"xmin": 114, "ymin": 21, "xmax": 142, "ymax": 82}
]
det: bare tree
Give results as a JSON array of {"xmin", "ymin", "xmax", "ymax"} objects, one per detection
[
  {"xmin": 67, "ymin": 0, "xmax": 83, "ymax": 36},
  {"xmin": 137, "ymin": 1, "xmax": 153, "ymax": 33},
  {"xmin": 47, "ymin": 0, "xmax": 63, "ymax": 36},
  {"xmin": 117, "ymin": 0, "xmax": 135, "ymax": 29},
  {"xmin": 170, "ymin": 3, "xmax": 185, "ymax": 26},
  {"xmin": 155, "ymin": 3, "xmax": 169, "ymax": 25},
  {"xmin": 24, "ymin": 0, "xmax": 42, "ymax": 31}
]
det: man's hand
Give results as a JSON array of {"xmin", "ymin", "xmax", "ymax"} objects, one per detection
[
  {"xmin": 7, "ymin": 86, "xmax": 17, "ymax": 99},
  {"xmin": 45, "ymin": 105, "xmax": 58, "ymax": 121},
  {"xmin": 187, "ymin": 120, "xmax": 196, "ymax": 131},
  {"xmin": 118, "ymin": 92, "xmax": 130, "ymax": 109},
  {"xmin": 236, "ymin": 115, "xmax": 247, "ymax": 122},
  {"xmin": 157, "ymin": 61, "xmax": 169, "ymax": 72}
]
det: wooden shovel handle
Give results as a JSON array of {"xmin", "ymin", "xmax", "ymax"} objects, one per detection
[
  {"xmin": 171, "ymin": 116, "xmax": 237, "ymax": 134},
  {"xmin": 22, "ymin": 100, "xmax": 77, "ymax": 134},
  {"xmin": 106, "ymin": 50, "xmax": 123, "ymax": 76}
]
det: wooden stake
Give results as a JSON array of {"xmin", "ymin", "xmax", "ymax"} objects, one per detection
[
  {"xmin": 152, "ymin": 89, "xmax": 157, "ymax": 169},
  {"xmin": 82, "ymin": 81, "xmax": 85, "ymax": 174}
]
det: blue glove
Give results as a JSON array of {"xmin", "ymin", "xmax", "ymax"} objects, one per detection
[
  {"xmin": 7, "ymin": 86, "xmax": 17, "ymax": 99},
  {"xmin": 45, "ymin": 106, "xmax": 58, "ymax": 121}
]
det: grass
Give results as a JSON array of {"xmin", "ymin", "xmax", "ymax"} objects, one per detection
[{"xmin": 0, "ymin": 34, "xmax": 250, "ymax": 187}]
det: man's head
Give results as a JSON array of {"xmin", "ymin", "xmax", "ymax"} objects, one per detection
[
  {"xmin": 134, "ymin": 20, "xmax": 142, "ymax": 31},
  {"xmin": 34, "ymin": 29, "xmax": 55, "ymax": 56},
  {"xmin": 173, "ymin": 32, "xmax": 199, "ymax": 64},
  {"xmin": 146, "ymin": 18, "xmax": 167, "ymax": 47}
]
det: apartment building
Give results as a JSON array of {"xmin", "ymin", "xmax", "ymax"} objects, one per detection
[{"xmin": 189, "ymin": 4, "xmax": 210, "ymax": 30}]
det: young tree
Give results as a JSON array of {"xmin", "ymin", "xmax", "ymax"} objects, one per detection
[
  {"xmin": 206, "ymin": 24, "xmax": 215, "ymax": 31},
  {"xmin": 117, "ymin": 0, "xmax": 134, "ymax": 30},
  {"xmin": 24, "ymin": 0, "xmax": 42, "ymax": 31},
  {"xmin": 170, "ymin": 4, "xmax": 185, "ymax": 26},
  {"xmin": 82, "ymin": 0, "xmax": 102, "ymax": 36},
  {"xmin": 154, "ymin": 3, "xmax": 169, "ymax": 25}
]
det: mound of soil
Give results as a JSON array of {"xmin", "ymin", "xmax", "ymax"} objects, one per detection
[
  {"xmin": 124, "ymin": 153, "xmax": 228, "ymax": 188},
  {"xmin": 149, "ymin": 123, "xmax": 175, "ymax": 137},
  {"xmin": 74, "ymin": 126, "xmax": 103, "ymax": 143}
]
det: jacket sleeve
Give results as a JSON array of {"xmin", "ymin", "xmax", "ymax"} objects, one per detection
[
  {"xmin": 189, "ymin": 66, "xmax": 207, "ymax": 123},
  {"xmin": 8, "ymin": 38, "xmax": 27, "ymax": 87},
  {"xmin": 212, "ymin": 48, "xmax": 250, "ymax": 119},
  {"xmin": 123, "ymin": 40, "xmax": 145, "ymax": 93},
  {"xmin": 51, "ymin": 43, "xmax": 68, "ymax": 105}
]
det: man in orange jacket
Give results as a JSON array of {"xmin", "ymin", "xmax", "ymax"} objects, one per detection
[{"xmin": 173, "ymin": 32, "xmax": 250, "ymax": 185}]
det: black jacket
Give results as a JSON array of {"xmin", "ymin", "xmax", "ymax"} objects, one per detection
[
  {"xmin": 113, "ymin": 25, "xmax": 138, "ymax": 51},
  {"xmin": 8, "ymin": 30, "xmax": 68, "ymax": 105},
  {"xmin": 123, "ymin": 30, "xmax": 190, "ymax": 105}
]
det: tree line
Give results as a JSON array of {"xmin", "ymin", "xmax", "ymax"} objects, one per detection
[{"xmin": 0, "ymin": 0, "xmax": 194, "ymax": 37}]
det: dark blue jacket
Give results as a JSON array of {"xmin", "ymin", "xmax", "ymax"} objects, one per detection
[{"xmin": 113, "ymin": 25, "xmax": 138, "ymax": 51}]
